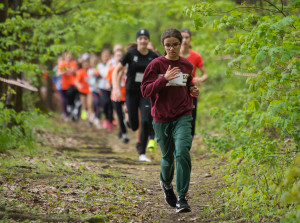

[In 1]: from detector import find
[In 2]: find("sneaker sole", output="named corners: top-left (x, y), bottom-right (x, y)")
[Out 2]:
top-left (160, 181), bottom-right (176, 208)
top-left (139, 159), bottom-right (151, 162)
top-left (176, 207), bottom-right (191, 213)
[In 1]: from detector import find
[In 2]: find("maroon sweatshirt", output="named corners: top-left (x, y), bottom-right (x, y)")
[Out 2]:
top-left (141, 56), bottom-right (194, 123)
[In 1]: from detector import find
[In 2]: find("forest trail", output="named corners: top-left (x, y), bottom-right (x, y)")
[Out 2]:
top-left (0, 117), bottom-right (226, 223)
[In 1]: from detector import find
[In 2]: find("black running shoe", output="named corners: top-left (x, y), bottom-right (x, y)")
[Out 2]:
top-left (122, 137), bottom-right (129, 144)
top-left (160, 181), bottom-right (177, 208)
top-left (176, 196), bottom-right (191, 213)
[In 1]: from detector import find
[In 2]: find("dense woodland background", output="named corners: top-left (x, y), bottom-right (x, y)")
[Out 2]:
top-left (0, 0), bottom-right (299, 222)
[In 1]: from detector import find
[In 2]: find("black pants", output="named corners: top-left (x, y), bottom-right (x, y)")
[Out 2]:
top-left (101, 89), bottom-right (113, 122)
top-left (191, 97), bottom-right (198, 138)
top-left (126, 89), bottom-right (154, 155)
top-left (62, 85), bottom-right (78, 116)
top-left (92, 91), bottom-right (102, 119)
top-left (58, 90), bottom-right (67, 115)
top-left (112, 101), bottom-right (126, 134)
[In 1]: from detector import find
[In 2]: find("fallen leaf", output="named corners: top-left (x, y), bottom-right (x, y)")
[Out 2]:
top-left (204, 173), bottom-right (212, 178)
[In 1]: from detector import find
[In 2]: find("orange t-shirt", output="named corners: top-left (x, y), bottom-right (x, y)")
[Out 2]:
top-left (58, 60), bottom-right (77, 90)
top-left (106, 66), bottom-right (126, 101)
top-left (75, 68), bottom-right (91, 94)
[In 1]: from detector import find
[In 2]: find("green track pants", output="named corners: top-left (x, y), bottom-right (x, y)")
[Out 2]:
top-left (153, 115), bottom-right (192, 196)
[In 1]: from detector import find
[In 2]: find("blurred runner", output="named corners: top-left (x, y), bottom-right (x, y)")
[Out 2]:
top-left (112, 29), bottom-right (158, 162)
top-left (107, 49), bottom-right (129, 143)
top-left (97, 48), bottom-right (114, 132)
top-left (87, 53), bottom-right (102, 129)
top-left (75, 59), bottom-right (92, 122)
top-left (57, 52), bottom-right (79, 122)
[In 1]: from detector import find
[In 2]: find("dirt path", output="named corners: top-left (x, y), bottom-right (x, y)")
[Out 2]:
top-left (62, 120), bottom-right (225, 222)
top-left (0, 118), bottom-right (225, 222)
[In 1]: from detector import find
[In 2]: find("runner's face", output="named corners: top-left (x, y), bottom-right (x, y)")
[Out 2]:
top-left (101, 50), bottom-right (111, 63)
top-left (113, 44), bottom-right (123, 53)
top-left (66, 53), bottom-right (72, 62)
top-left (164, 37), bottom-right (181, 60)
top-left (137, 35), bottom-right (149, 49)
top-left (114, 51), bottom-right (123, 63)
top-left (181, 32), bottom-right (191, 48)
top-left (82, 61), bottom-right (89, 70)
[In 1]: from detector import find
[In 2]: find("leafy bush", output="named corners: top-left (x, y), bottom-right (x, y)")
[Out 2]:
top-left (0, 102), bottom-right (49, 153)
top-left (188, 0), bottom-right (299, 221)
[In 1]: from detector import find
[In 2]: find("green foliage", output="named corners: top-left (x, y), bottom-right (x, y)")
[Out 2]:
top-left (187, 0), bottom-right (300, 221)
top-left (0, 102), bottom-right (49, 153)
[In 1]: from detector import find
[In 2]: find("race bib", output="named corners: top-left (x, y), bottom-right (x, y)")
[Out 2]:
top-left (135, 72), bottom-right (144, 82)
top-left (166, 72), bottom-right (189, 86)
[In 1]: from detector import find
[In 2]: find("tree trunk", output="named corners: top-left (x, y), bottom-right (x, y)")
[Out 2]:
top-left (0, 0), bottom-right (8, 103)
top-left (14, 78), bottom-right (23, 112)
top-left (45, 60), bottom-right (54, 111)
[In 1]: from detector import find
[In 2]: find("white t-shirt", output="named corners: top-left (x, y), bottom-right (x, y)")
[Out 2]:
top-left (97, 63), bottom-right (109, 90)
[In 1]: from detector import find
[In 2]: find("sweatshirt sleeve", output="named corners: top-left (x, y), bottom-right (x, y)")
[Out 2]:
top-left (186, 65), bottom-right (195, 94)
top-left (141, 61), bottom-right (168, 98)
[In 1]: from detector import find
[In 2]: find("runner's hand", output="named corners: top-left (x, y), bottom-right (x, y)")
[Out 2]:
top-left (111, 88), bottom-right (122, 102)
top-left (189, 86), bottom-right (199, 97)
top-left (164, 65), bottom-right (181, 81)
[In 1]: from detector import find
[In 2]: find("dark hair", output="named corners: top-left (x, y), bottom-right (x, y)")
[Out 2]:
top-left (126, 42), bottom-right (137, 51)
top-left (161, 28), bottom-right (182, 45)
top-left (180, 28), bottom-right (192, 37)
top-left (77, 59), bottom-right (89, 69)
top-left (101, 48), bottom-right (111, 54)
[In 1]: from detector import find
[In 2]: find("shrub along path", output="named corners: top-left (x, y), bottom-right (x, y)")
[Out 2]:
top-left (0, 117), bottom-right (227, 222)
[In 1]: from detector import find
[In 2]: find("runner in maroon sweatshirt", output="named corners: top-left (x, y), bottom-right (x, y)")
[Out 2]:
top-left (141, 28), bottom-right (199, 213)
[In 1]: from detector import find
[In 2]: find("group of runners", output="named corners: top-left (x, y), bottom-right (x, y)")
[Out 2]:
top-left (52, 28), bottom-right (208, 213)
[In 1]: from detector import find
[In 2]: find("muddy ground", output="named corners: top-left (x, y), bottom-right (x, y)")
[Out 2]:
top-left (0, 117), bottom-right (227, 223)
